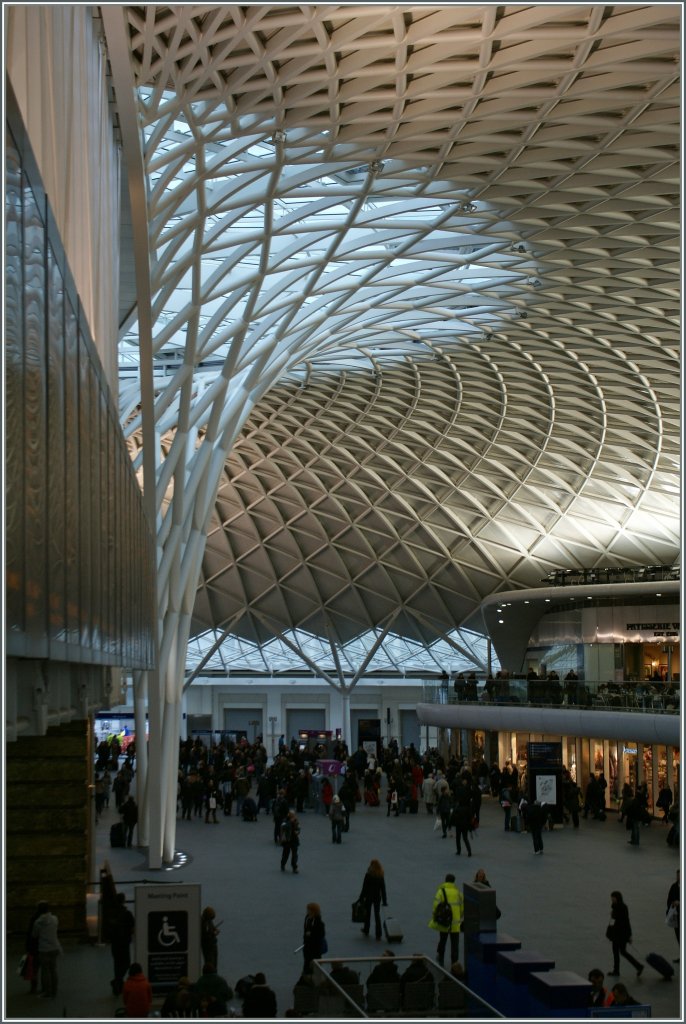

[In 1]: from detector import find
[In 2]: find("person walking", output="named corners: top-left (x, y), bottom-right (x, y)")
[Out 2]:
top-left (280, 809), bottom-right (301, 873)
top-left (527, 800), bottom-right (548, 854)
top-left (667, 868), bottom-right (680, 962)
top-left (109, 892), bottom-right (135, 995)
top-left (302, 903), bottom-right (326, 972)
top-left (606, 891), bottom-right (643, 978)
top-left (200, 905), bottom-right (220, 967)
top-left (31, 901), bottom-right (63, 999)
top-left (330, 795), bottom-right (345, 844)
top-left (358, 859), bottom-right (388, 940)
top-left (437, 787), bottom-right (452, 838)
top-left (272, 788), bottom-right (290, 844)
top-left (428, 873), bottom-right (464, 967)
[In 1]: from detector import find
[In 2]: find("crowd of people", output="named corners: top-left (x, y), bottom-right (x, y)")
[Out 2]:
top-left (19, 730), bottom-right (678, 1016)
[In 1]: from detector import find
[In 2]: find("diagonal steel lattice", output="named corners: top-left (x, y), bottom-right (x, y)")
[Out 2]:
top-left (116, 5), bottom-right (680, 677)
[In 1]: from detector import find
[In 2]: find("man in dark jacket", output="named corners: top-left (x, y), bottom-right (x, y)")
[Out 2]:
top-left (242, 972), bottom-right (277, 1017)
top-left (121, 796), bottom-right (138, 847)
top-left (527, 800), bottom-right (548, 854)
top-left (109, 893), bottom-right (135, 995)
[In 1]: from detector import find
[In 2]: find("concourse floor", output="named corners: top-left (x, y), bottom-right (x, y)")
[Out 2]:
top-left (4, 790), bottom-right (681, 1021)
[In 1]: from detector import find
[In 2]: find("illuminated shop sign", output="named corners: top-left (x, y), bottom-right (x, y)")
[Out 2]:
top-left (626, 622), bottom-right (679, 630)
top-left (623, 746), bottom-right (638, 755)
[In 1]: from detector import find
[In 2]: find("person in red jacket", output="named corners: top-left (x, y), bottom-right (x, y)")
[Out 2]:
top-left (122, 962), bottom-right (152, 1018)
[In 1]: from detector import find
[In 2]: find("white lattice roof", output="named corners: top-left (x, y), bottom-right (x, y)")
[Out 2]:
top-left (114, 5), bottom-right (680, 671)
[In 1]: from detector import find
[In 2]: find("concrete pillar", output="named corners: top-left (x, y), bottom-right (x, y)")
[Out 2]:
top-left (650, 745), bottom-right (659, 813)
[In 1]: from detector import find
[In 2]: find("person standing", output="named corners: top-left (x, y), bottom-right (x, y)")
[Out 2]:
top-left (121, 795), bottom-right (138, 848)
top-left (24, 904), bottom-right (42, 994)
top-left (667, 868), bottom-right (680, 962)
top-left (499, 784), bottom-right (513, 831)
top-left (625, 789), bottom-right (646, 846)
top-left (330, 795), bottom-right (345, 844)
top-left (451, 780), bottom-right (473, 856)
top-left (123, 962), bottom-right (152, 1017)
top-left (359, 859), bottom-right (388, 940)
top-left (31, 901), bottom-right (63, 999)
top-left (606, 891), bottom-right (643, 977)
top-left (194, 962), bottom-right (234, 1015)
top-left (109, 892), bottom-right (135, 995)
top-left (587, 969), bottom-right (612, 1008)
top-left (200, 905), bottom-right (220, 967)
top-left (302, 903), bottom-right (326, 972)
top-left (422, 774), bottom-right (436, 814)
top-left (242, 971), bottom-right (278, 1017)
top-left (428, 873), bottom-right (464, 967)
top-left (280, 809), bottom-right (301, 873)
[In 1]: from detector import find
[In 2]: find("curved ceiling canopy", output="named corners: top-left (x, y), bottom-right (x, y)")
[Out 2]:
top-left (115, 5), bottom-right (680, 673)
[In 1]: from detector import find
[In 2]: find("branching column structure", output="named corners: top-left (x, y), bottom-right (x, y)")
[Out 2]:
top-left (103, 6), bottom-right (680, 866)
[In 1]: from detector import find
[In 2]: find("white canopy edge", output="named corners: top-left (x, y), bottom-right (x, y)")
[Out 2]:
top-left (416, 703), bottom-right (681, 748)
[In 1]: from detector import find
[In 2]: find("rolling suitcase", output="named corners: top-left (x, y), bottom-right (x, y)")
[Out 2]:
top-left (646, 952), bottom-right (674, 979)
top-left (383, 915), bottom-right (403, 943)
top-left (110, 822), bottom-right (125, 848)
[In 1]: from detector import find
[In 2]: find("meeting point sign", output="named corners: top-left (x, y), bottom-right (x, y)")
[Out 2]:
top-left (135, 884), bottom-right (201, 990)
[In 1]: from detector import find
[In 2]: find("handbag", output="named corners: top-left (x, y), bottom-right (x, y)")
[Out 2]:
top-left (605, 923), bottom-right (615, 940)
top-left (352, 898), bottom-right (367, 924)
top-left (666, 904), bottom-right (679, 928)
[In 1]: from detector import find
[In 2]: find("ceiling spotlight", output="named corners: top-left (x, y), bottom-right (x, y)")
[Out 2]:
top-left (370, 160), bottom-right (385, 174)
top-left (512, 243), bottom-right (526, 253)
top-left (516, 310), bottom-right (528, 319)
top-left (531, 278), bottom-right (542, 288)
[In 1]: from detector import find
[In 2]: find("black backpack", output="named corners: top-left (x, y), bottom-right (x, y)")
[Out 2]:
top-left (433, 887), bottom-right (453, 927)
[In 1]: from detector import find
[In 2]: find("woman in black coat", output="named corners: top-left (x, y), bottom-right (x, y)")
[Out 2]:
top-left (302, 903), bottom-right (326, 972)
top-left (359, 859), bottom-right (388, 939)
top-left (607, 891), bottom-right (643, 977)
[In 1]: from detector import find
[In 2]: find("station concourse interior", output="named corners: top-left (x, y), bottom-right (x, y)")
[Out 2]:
top-left (3, 4), bottom-right (682, 1021)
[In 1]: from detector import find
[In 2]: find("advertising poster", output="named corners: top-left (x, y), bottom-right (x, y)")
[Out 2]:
top-left (535, 774), bottom-right (557, 804)
top-left (135, 884), bottom-right (201, 991)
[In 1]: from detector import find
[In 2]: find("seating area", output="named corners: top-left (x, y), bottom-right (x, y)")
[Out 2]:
top-left (301, 956), bottom-right (499, 1018)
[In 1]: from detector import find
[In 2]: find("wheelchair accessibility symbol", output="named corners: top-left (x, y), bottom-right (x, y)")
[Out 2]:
top-left (158, 916), bottom-right (181, 946)
top-left (148, 910), bottom-right (188, 953)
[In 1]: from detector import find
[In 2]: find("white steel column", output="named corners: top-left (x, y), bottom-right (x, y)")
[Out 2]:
top-left (133, 670), bottom-right (149, 846)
